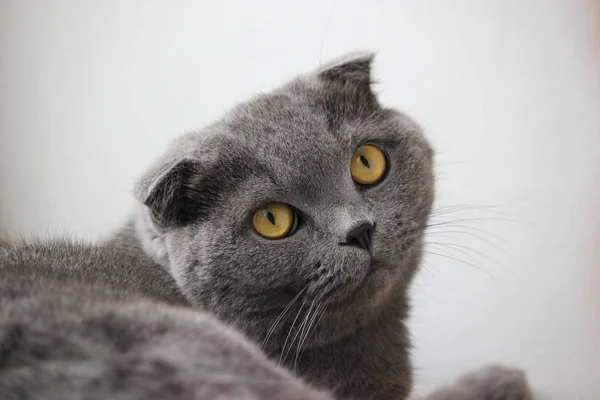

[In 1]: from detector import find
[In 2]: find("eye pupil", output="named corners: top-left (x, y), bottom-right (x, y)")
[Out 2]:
top-left (266, 211), bottom-right (276, 225)
top-left (360, 155), bottom-right (370, 168)
top-left (253, 203), bottom-right (295, 239)
top-left (350, 144), bottom-right (387, 185)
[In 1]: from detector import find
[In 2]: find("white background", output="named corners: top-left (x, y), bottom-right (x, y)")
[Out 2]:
top-left (1, 1), bottom-right (599, 398)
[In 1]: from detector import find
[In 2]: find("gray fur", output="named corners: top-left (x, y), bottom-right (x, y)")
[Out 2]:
top-left (424, 365), bottom-right (533, 400)
top-left (0, 237), bottom-right (332, 400)
top-left (0, 52), bottom-right (531, 400)
top-left (128, 51), bottom-right (432, 399)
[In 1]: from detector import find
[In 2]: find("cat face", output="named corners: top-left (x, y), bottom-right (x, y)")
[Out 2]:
top-left (135, 52), bottom-right (434, 349)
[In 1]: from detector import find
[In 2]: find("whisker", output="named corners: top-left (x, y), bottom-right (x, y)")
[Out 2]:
top-left (318, 4), bottom-right (337, 68)
top-left (424, 229), bottom-right (510, 255)
top-left (426, 216), bottom-right (526, 228)
top-left (425, 223), bottom-right (510, 247)
top-left (410, 221), bottom-right (510, 245)
top-left (294, 302), bottom-right (325, 370)
top-left (419, 259), bottom-right (440, 276)
top-left (426, 243), bottom-right (488, 273)
top-left (429, 205), bottom-right (518, 220)
top-left (282, 295), bottom-right (319, 364)
top-left (261, 286), bottom-right (307, 351)
top-left (424, 249), bottom-right (493, 278)
top-left (278, 298), bottom-right (307, 365)
top-left (425, 241), bottom-right (498, 265)
top-left (424, 242), bottom-right (489, 273)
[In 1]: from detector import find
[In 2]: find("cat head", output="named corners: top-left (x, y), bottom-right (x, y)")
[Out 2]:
top-left (134, 52), bottom-right (435, 349)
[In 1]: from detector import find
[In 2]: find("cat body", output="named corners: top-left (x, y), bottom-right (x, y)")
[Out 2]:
top-left (0, 235), bottom-right (333, 400)
top-left (0, 53), bottom-right (531, 400)
top-left (128, 52), bottom-right (430, 399)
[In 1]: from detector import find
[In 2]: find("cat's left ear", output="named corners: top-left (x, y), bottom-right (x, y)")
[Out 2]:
top-left (316, 51), bottom-right (378, 113)
top-left (318, 51), bottom-right (375, 87)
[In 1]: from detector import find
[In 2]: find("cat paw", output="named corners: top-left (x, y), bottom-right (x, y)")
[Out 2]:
top-left (456, 364), bottom-right (534, 400)
top-left (424, 364), bottom-right (533, 400)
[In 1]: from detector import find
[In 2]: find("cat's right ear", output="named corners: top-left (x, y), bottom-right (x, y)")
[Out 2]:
top-left (134, 155), bottom-right (203, 227)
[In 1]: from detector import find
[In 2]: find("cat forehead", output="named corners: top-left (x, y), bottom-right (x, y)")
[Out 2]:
top-left (170, 72), bottom-right (409, 180)
top-left (206, 51), bottom-right (383, 162)
top-left (136, 52), bottom-right (433, 226)
top-left (224, 80), bottom-right (384, 153)
top-left (228, 82), bottom-right (334, 140)
top-left (191, 80), bottom-right (402, 184)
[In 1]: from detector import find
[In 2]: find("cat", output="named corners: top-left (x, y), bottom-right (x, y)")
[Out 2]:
top-left (0, 52), bottom-right (532, 400)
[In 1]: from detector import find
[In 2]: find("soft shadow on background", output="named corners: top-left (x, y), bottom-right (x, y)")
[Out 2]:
top-left (1, 1), bottom-right (599, 399)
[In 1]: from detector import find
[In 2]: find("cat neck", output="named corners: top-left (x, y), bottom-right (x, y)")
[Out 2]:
top-left (106, 216), bottom-right (155, 264)
top-left (104, 210), bottom-right (188, 305)
top-left (119, 205), bottom-right (172, 270)
top-left (292, 290), bottom-right (412, 400)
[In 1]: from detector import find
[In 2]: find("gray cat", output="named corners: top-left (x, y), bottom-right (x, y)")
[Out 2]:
top-left (0, 52), bottom-right (532, 400)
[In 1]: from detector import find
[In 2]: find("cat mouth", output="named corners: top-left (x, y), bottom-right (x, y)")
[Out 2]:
top-left (320, 260), bottom-right (390, 309)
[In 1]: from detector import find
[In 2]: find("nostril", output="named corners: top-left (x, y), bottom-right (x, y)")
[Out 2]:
top-left (349, 236), bottom-right (363, 249)
top-left (344, 222), bottom-right (373, 251)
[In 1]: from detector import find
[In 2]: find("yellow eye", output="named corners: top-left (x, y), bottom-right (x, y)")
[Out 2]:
top-left (252, 202), bottom-right (296, 239)
top-left (350, 144), bottom-right (387, 185)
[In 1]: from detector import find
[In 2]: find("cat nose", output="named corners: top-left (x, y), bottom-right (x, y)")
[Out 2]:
top-left (343, 221), bottom-right (373, 252)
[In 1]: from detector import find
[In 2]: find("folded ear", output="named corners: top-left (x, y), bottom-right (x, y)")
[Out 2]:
top-left (317, 51), bottom-right (378, 117)
top-left (134, 154), bottom-right (204, 227)
top-left (318, 51), bottom-right (375, 86)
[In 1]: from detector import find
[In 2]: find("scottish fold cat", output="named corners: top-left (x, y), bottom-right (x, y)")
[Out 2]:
top-left (0, 52), bottom-right (531, 400)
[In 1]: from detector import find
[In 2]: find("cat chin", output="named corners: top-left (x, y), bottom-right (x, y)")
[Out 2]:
top-left (292, 271), bottom-right (401, 349)
top-left (327, 266), bottom-right (395, 312)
